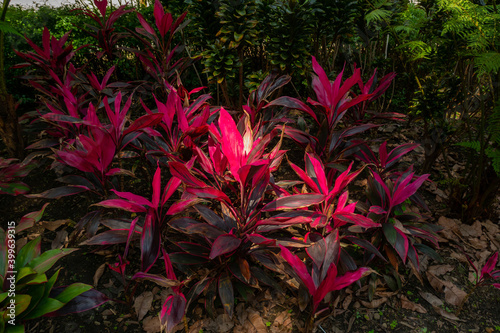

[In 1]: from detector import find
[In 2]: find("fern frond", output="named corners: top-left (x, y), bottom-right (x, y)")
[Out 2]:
top-left (489, 102), bottom-right (500, 143)
top-left (474, 52), bottom-right (500, 75)
top-left (0, 21), bottom-right (22, 37)
top-left (365, 8), bottom-right (392, 25)
top-left (485, 147), bottom-right (500, 175)
top-left (397, 41), bottom-right (432, 61)
top-left (456, 141), bottom-right (481, 152)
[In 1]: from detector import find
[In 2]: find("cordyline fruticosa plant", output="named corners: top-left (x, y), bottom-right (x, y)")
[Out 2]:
top-left (456, 251), bottom-right (500, 315)
top-left (267, 56), bottom-right (396, 164)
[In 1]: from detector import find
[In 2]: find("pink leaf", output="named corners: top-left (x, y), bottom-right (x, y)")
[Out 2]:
top-left (111, 189), bottom-right (152, 207)
top-left (279, 245), bottom-right (316, 295)
top-left (218, 108), bottom-right (243, 179)
top-left (262, 194), bottom-right (325, 211)
top-left (136, 12), bottom-right (156, 36)
top-left (94, 0), bottom-right (107, 17)
top-left (305, 153), bottom-right (328, 195)
top-left (160, 293), bottom-right (186, 333)
top-left (481, 252), bottom-right (499, 279)
top-left (95, 199), bottom-right (148, 213)
top-left (152, 165), bottom-right (161, 208)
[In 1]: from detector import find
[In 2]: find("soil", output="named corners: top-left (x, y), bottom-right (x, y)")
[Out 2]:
top-left (4, 123), bottom-right (500, 333)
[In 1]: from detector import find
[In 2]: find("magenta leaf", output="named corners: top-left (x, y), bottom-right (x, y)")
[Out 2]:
top-left (160, 293), bottom-right (186, 333)
top-left (123, 113), bottom-right (163, 136)
top-left (94, 199), bottom-right (148, 213)
top-left (279, 245), bottom-right (316, 295)
top-left (111, 189), bottom-right (152, 207)
top-left (481, 252), bottom-right (499, 280)
top-left (141, 214), bottom-right (161, 272)
top-left (81, 230), bottom-right (138, 245)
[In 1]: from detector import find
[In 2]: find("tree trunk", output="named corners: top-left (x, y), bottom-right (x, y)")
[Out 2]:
top-left (0, 93), bottom-right (24, 158)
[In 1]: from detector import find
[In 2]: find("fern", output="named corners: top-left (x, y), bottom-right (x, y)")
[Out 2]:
top-left (365, 0), bottom-right (393, 25)
top-left (365, 8), bottom-right (392, 25)
top-left (490, 102), bottom-right (500, 143)
top-left (486, 148), bottom-right (500, 175)
top-left (475, 52), bottom-right (500, 75)
top-left (456, 141), bottom-right (481, 152)
top-left (397, 41), bottom-right (432, 61)
top-left (0, 21), bottom-right (21, 37)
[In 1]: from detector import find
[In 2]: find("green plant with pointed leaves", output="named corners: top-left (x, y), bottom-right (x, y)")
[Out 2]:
top-left (215, 0), bottom-right (259, 108)
top-left (0, 228), bottom-right (108, 332)
top-left (266, 0), bottom-right (316, 88)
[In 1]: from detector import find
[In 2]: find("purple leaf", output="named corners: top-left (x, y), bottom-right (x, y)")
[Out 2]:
top-left (45, 288), bottom-right (108, 317)
top-left (26, 186), bottom-right (89, 199)
top-left (111, 189), bottom-right (152, 207)
top-left (262, 194), bottom-right (325, 211)
top-left (94, 198), bottom-right (148, 213)
top-left (218, 273), bottom-right (234, 318)
top-left (209, 234), bottom-right (242, 259)
top-left (81, 230), bottom-right (138, 245)
top-left (132, 272), bottom-right (180, 288)
top-left (124, 113), bottom-right (163, 136)
top-left (160, 293), bottom-right (186, 333)
top-left (141, 214), bottom-right (160, 272)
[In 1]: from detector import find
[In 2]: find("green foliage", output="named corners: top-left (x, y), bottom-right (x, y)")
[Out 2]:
top-left (266, 0), bottom-right (315, 77)
top-left (365, 0), bottom-right (393, 25)
top-left (437, 0), bottom-right (500, 74)
top-left (0, 230), bottom-right (102, 332)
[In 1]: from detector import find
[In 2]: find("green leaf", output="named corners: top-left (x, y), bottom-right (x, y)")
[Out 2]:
top-left (15, 237), bottom-right (41, 271)
top-left (14, 294), bottom-right (32, 317)
top-left (16, 267), bottom-right (37, 283)
top-left (22, 298), bottom-right (64, 319)
top-left (234, 32), bottom-right (244, 42)
top-left (365, 8), bottom-right (392, 25)
top-left (52, 283), bottom-right (92, 304)
top-left (44, 269), bottom-right (61, 299)
top-left (383, 223), bottom-right (397, 246)
top-left (25, 273), bottom-right (47, 285)
top-left (28, 248), bottom-right (77, 274)
top-left (5, 324), bottom-right (25, 333)
top-left (0, 21), bottom-right (22, 37)
top-left (0, 292), bottom-right (8, 303)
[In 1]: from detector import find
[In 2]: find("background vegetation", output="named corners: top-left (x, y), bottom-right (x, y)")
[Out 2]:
top-left (0, 0), bottom-right (499, 331)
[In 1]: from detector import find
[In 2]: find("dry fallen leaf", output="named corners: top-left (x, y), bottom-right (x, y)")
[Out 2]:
top-left (419, 291), bottom-right (444, 307)
top-left (216, 314), bottom-right (234, 333)
top-left (134, 291), bottom-right (154, 321)
top-left (428, 264), bottom-right (454, 276)
top-left (247, 309), bottom-right (267, 332)
top-left (343, 293), bottom-right (353, 310)
top-left (142, 316), bottom-right (161, 333)
top-left (426, 271), bottom-right (445, 293)
top-left (93, 263), bottom-right (106, 287)
top-left (400, 295), bottom-right (427, 313)
top-left (432, 306), bottom-right (464, 322)
top-left (40, 219), bottom-right (71, 231)
top-left (271, 310), bottom-right (292, 333)
top-left (443, 282), bottom-right (467, 307)
top-left (458, 221), bottom-right (482, 238)
top-left (51, 229), bottom-right (68, 249)
top-left (437, 216), bottom-right (460, 240)
top-left (360, 297), bottom-right (387, 309)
